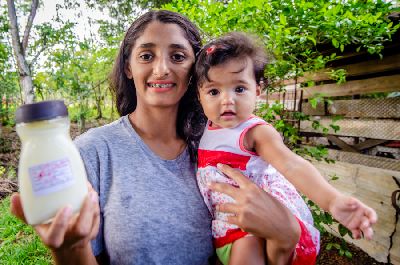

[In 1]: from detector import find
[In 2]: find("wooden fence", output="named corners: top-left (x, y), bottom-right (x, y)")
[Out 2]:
top-left (262, 33), bottom-right (400, 263)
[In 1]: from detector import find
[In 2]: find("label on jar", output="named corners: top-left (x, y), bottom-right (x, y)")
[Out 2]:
top-left (28, 158), bottom-right (75, 196)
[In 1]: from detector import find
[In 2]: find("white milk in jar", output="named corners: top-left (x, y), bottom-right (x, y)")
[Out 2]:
top-left (16, 100), bottom-right (88, 225)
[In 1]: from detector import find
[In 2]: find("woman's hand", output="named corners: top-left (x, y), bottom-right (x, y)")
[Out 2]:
top-left (10, 183), bottom-right (100, 264)
top-left (209, 163), bottom-right (300, 250)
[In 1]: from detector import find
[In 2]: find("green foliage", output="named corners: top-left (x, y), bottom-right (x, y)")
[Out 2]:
top-left (164, 0), bottom-right (399, 85)
top-left (326, 236), bottom-right (353, 258)
top-left (0, 197), bottom-right (51, 265)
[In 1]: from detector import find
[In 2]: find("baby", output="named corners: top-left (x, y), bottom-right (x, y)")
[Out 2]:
top-left (194, 32), bottom-right (377, 265)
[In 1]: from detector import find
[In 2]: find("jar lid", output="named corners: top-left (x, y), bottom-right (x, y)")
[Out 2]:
top-left (15, 100), bottom-right (68, 124)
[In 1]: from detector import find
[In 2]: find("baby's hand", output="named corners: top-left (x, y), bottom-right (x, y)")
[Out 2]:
top-left (329, 195), bottom-right (377, 240)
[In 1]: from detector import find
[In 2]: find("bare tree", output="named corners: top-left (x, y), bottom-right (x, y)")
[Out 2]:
top-left (7, 0), bottom-right (39, 104)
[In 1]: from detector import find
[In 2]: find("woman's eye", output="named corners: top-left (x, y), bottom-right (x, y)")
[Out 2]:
top-left (139, 53), bottom-right (153, 61)
top-left (235, 86), bottom-right (246, 93)
top-left (208, 89), bottom-right (219, 96)
top-left (171, 53), bottom-right (186, 62)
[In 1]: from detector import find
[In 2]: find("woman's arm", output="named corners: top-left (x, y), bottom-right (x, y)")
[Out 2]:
top-left (10, 185), bottom-right (101, 265)
top-left (209, 163), bottom-right (301, 265)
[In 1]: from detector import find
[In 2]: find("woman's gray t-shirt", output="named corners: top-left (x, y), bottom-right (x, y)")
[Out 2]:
top-left (74, 115), bottom-right (213, 265)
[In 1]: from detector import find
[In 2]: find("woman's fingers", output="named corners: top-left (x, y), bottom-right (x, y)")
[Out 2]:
top-left (37, 206), bottom-right (73, 248)
top-left (10, 193), bottom-right (27, 223)
top-left (217, 163), bottom-right (250, 187)
top-left (217, 202), bottom-right (238, 215)
top-left (74, 192), bottom-right (98, 238)
top-left (89, 206), bottom-right (100, 240)
top-left (209, 182), bottom-right (239, 199)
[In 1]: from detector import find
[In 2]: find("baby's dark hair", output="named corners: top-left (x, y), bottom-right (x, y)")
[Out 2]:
top-left (194, 32), bottom-right (268, 88)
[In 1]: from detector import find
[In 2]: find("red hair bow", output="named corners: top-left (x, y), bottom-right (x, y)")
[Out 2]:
top-left (206, 45), bottom-right (216, 55)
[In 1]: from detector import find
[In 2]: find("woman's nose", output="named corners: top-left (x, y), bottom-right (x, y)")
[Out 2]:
top-left (153, 56), bottom-right (170, 78)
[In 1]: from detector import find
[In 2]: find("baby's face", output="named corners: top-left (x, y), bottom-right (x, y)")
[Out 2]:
top-left (198, 57), bottom-right (260, 129)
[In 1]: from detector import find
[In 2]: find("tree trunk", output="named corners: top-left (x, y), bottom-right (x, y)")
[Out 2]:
top-left (0, 96), bottom-right (3, 125)
top-left (7, 0), bottom-right (38, 104)
top-left (5, 96), bottom-right (9, 123)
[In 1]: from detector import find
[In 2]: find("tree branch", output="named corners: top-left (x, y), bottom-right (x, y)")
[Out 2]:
top-left (22, 0), bottom-right (39, 52)
top-left (30, 45), bottom-right (48, 67)
top-left (7, 0), bottom-right (25, 73)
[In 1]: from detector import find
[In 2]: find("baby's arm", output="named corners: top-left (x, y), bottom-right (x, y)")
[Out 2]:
top-left (245, 124), bottom-right (377, 239)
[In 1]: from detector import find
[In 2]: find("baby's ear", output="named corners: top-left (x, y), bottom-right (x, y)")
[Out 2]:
top-left (256, 84), bottom-right (261, 96)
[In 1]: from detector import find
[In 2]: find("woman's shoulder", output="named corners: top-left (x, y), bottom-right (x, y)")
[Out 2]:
top-left (74, 116), bottom-right (127, 151)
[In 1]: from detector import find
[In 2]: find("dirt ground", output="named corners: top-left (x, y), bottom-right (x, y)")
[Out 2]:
top-left (0, 122), bottom-right (386, 264)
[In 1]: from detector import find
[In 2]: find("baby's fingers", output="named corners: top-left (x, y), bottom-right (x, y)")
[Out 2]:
top-left (360, 218), bottom-right (374, 240)
top-left (365, 207), bottom-right (378, 224)
top-left (351, 229), bottom-right (361, 239)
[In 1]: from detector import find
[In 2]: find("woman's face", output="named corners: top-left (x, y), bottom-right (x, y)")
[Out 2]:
top-left (125, 21), bottom-right (195, 110)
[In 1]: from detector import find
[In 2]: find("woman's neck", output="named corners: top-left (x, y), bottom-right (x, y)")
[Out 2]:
top-left (129, 105), bottom-right (186, 160)
top-left (129, 106), bottom-right (178, 140)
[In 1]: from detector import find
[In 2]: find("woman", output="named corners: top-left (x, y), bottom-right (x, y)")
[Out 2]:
top-left (11, 10), bottom-right (303, 265)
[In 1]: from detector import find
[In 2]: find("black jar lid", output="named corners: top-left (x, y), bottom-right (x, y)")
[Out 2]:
top-left (15, 100), bottom-right (68, 124)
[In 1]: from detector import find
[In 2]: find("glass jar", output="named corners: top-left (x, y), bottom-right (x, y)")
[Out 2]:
top-left (16, 100), bottom-right (88, 225)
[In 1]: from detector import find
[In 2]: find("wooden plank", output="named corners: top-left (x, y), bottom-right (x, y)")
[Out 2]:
top-left (300, 147), bottom-right (400, 171)
top-left (300, 118), bottom-right (400, 140)
top-left (326, 135), bottom-right (358, 152)
top-left (302, 98), bottom-right (400, 118)
top-left (301, 75), bottom-right (400, 99)
top-left (327, 149), bottom-right (400, 172)
top-left (311, 160), bottom-right (400, 263)
top-left (265, 74), bottom-right (400, 100)
top-left (392, 219), bottom-right (400, 265)
top-left (354, 139), bottom-right (388, 151)
top-left (283, 53), bottom-right (400, 85)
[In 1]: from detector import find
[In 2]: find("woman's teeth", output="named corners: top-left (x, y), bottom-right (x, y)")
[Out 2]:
top-left (148, 83), bottom-right (173, 88)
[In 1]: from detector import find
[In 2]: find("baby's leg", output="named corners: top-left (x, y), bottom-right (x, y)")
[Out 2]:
top-left (229, 236), bottom-right (265, 265)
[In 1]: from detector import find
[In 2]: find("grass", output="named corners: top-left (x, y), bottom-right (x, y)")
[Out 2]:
top-left (0, 196), bottom-right (51, 265)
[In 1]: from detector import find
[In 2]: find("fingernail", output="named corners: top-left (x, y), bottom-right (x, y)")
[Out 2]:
top-left (217, 163), bottom-right (222, 169)
top-left (63, 205), bottom-right (72, 218)
top-left (90, 191), bottom-right (98, 203)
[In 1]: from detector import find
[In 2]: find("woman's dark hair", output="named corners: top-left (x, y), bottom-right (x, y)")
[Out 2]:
top-left (195, 32), bottom-right (268, 88)
top-left (110, 10), bottom-right (206, 162)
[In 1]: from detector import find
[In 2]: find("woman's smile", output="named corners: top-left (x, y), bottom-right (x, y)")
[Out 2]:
top-left (147, 80), bottom-right (175, 92)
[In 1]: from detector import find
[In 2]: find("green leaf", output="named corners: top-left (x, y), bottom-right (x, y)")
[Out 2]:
top-left (326, 243), bottom-right (333, 250)
top-left (309, 98), bottom-right (318, 108)
top-left (345, 250), bottom-right (353, 259)
top-left (332, 38), bottom-right (339, 48)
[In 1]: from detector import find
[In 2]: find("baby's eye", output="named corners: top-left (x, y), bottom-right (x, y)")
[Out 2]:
top-left (208, 89), bottom-right (219, 96)
top-left (139, 53), bottom-right (153, 61)
top-left (171, 53), bottom-right (186, 62)
top-left (235, 86), bottom-right (246, 93)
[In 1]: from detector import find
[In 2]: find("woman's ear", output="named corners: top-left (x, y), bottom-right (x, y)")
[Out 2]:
top-left (124, 62), bottom-right (133, 79)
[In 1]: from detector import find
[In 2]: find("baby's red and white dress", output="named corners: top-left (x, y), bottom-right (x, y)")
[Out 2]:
top-left (197, 116), bottom-right (320, 264)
